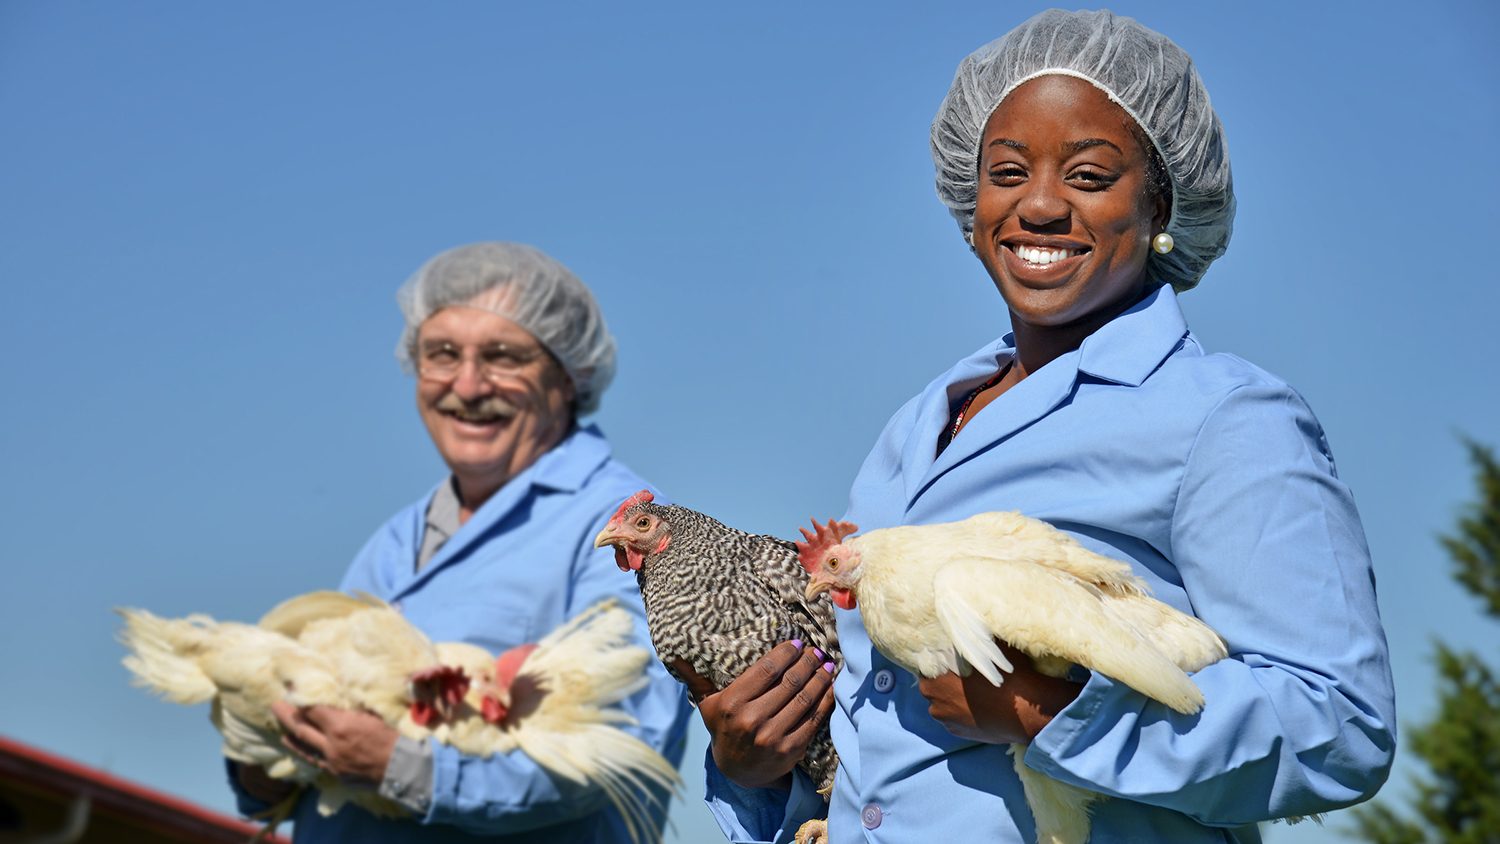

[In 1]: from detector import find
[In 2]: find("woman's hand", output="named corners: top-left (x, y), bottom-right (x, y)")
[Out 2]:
top-left (917, 639), bottom-right (1082, 745)
top-left (270, 701), bottom-right (398, 785)
top-left (673, 641), bottom-right (836, 790)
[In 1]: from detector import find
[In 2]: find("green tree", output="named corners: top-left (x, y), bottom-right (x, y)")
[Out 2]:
top-left (1348, 440), bottom-right (1500, 844)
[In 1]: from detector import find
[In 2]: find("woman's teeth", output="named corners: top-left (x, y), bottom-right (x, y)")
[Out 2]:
top-left (1013, 245), bottom-right (1084, 265)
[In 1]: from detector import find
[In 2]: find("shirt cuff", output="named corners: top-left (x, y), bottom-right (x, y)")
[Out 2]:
top-left (379, 735), bottom-right (434, 814)
top-left (703, 752), bottom-right (825, 844)
top-left (224, 759), bottom-right (272, 817)
top-left (1023, 672), bottom-right (1116, 785)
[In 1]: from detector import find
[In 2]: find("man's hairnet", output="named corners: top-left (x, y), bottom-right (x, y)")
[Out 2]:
top-left (931, 9), bottom-right (1234, 292)
top-left (396, 242), bottom-right (617, 415)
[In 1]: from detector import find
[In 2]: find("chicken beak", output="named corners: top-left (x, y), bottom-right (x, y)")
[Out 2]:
top-left (595, 525), bottom-right (644, 571)
top-left (593, 526), bottom-right (621, 549)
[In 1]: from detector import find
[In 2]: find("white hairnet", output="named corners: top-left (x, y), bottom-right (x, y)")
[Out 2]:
top-left (931, 9), bottom-right (1234, 292)
top-left (396, 242), bottom-right (617, 415)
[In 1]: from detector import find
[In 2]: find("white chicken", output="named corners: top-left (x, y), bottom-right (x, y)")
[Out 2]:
top-left (798, 511), bottom-right (1228, 844)
top-left (119, 595), bottom-right (680, 842)
top-left (119, 596), bottom-right (398, 822)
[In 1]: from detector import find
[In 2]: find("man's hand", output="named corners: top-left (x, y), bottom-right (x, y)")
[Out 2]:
top-left (916, 640), bottom-right (1082, 745)
top-left (271, 701), bottom-right (399, 785)
top-left (673, 641), bottom-right (835, 790)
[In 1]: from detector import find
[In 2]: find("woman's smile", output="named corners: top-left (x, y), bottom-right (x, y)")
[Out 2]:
top-left (999, 238), bottom-right (1093, 287)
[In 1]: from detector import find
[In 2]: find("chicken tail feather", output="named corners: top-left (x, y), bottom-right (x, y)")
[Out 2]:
top-left (116, 608), bottom-right (218, 704)
top-left (523, 599), bottom-right (653, 709)
top-left (515, 723), bottom-right (679, 844)
top-left (1010, 744), bottom-right (1100, 844)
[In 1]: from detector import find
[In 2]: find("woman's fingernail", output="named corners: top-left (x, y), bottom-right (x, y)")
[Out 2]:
top-left (812, 647), bottom-right (827, 661)
top-left (790, 639), bottom-right (803, 650)
top-left (822, 661), bottom-right (836, 674)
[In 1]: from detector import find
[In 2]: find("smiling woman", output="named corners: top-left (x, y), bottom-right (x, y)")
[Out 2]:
top-left (695, 9), bottom-right (1395, 844)
top-left (953, 73), bottom-right (1178, 428)
top-left (972, 76), bottom-right (1167, 337)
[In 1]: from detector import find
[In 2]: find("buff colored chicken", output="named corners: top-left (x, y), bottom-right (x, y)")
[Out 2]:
top-left (119, 592), bottom-right (434, 823)
top-left (799, 511), bottom-right (1229, 844)
top-left (119, 595), bottom-right (679, 843)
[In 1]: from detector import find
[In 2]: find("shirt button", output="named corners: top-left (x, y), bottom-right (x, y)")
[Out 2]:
top-left (873, 669), bottom-right (895, 693)
top-left (861, 803), bottom-right (883, 829)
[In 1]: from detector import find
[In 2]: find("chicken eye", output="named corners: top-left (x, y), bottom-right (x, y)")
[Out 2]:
top-left (635, 516), bottom-right (651, 531)
top-left (827, 557), bottom-right (840, 571)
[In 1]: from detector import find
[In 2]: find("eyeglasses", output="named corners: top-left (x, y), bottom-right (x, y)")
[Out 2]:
top-left (416, 340), bottom-right (547, 384)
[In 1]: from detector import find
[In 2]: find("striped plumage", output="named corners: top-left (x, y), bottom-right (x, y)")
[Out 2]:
top-left (597, 491), bottom-right (841, 794)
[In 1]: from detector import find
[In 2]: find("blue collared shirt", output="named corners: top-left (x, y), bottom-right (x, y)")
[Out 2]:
top-left (704, 285), bottom-right (1395, 843)
top-left (236, 424), bottom-right (692, 843)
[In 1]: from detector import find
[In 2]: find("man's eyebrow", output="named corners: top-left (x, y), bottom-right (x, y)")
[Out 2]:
top-left (420, 337), bottom-right (536, 349)
top-left (481, 340), bottom-right (542, 352)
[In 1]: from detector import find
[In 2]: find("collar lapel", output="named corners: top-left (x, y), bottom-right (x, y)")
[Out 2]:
top-left (390, 425), bottom-right (612, 598)
top-left (903, 285), bottom-right (1185, 510)
top-left (899, 340), bottom-right (1018, 506)
top-left (1076, 285), bottom-right (1188, 386)
top-left (911, 345), bottom-right (1078, 508)
top-left (391, 472), bottom-right (534, 599)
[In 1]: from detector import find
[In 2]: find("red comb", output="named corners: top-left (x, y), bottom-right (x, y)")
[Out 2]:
top-left (411, 664), bottom-right (471, 697)
top-left (610, 489), bottom-right (655, 524)
top-left (494, 642), bottom-right (539, 692)
top-left (409, 665), bottom-right (471, 726)
top-left (795, 518), bottom-right (859, 574)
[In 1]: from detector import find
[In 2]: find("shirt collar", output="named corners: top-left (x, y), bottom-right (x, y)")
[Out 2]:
top-left (523, 422), bottom-right (613, 493)
top-left (425, 476), bottom-right (462, 538)
top-left (401, 423), bottom-right (612, 589)
top-left (1073, 284), bottom-right (1188, 387)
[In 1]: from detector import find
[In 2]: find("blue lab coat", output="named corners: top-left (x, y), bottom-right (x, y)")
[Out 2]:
top-left (242, 424), bottom-right (691, 843)
top-left (704, 285), bottom-right (1395, 843)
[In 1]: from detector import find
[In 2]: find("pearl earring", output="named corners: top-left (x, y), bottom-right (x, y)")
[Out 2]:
top-left (1152, 232), bottom-right (1174, 254)
top-left (965, 230), bottom-right (975, 247)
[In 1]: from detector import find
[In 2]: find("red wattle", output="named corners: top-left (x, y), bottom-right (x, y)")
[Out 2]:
top-left (481, 696), bottom-right (508, 724)
top-left (831, 588), bottom-right (856, 611)
top-left (410, 701), bottom-right (437, 727)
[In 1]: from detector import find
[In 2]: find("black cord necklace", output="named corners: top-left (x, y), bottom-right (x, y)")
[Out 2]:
top-left (936, 363), bottom-right (1011, 456)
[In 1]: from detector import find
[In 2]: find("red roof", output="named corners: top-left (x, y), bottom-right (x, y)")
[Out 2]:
top-left (0, 734), bottom-right (290, 843)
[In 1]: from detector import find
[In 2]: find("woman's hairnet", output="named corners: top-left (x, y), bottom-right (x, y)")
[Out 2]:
top-left (931, 9), bottom-right (1234, 292)
top-left (396, 242), bottom-right (617, 415)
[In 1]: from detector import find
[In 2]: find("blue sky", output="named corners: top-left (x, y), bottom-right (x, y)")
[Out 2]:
top-left (1, 3), bottom-right (1495, 842)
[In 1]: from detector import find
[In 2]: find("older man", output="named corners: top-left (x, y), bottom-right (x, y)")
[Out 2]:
top-left (231, 242), bottom-right (691, 843)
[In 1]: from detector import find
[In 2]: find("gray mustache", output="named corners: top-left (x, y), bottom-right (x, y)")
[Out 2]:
top-left (435, 393), bottom-right (518, 423)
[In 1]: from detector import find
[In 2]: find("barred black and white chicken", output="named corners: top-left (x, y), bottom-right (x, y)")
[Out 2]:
top-left (593, 490), bottom-right (841, 802)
